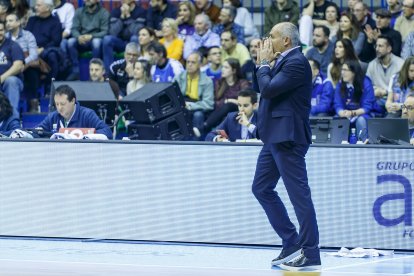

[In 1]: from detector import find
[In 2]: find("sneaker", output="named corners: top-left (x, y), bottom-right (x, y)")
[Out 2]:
top-left (193, 127), bottom-right (201, 138)
top-left (279, 253), bottom-right (321, 271)
top-left (271, 244), bottom-right (301, 266)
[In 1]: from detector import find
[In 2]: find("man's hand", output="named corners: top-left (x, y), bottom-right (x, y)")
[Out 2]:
top-left (125, 62), bottom-right (134, 77)
top-left (216, 135), bottom-right (228, 142)
top-left (410, 138), bottom-right (414, 145)
top-left (339, 110), bottom-right (352, 118)
top-left (236, 111), bottom-right (250, 126)
top-left (78, 34), bottom-right (92, 45)
top-left (374, 86), bottom-right (387, 98)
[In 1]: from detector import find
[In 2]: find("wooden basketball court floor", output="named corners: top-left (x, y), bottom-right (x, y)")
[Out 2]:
top-left (0, 237), bottom-right (413, 276)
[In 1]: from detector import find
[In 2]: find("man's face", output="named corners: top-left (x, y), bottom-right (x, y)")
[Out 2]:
top-left (186, 53), bottom-right (201, 75)
top-left (194, 0), bottom-right (208, 10)
top-left (207, 47), bottom-right (222, 65)
top-left (348, 0), bottom-right (358, 11)
top-left (89, 63), bottom-right (105, 82)
top-left (194, 16), bottom-right (207, 35)
top-left (220, 32), bottom-right (236, 51)
top-left (124, 49), bottom-right (139, 64)
top-left (312, 28), bottom-right (327, 48)
top-left (402, 0), bottom-right (414, 18)
top-left (54, 94), bottom-right (76, 120)
top-left (269, 25), bottom-right (284, 54)
top-left (375, 15), bottom-right (390, 29)
top-left (402, 97), bottom-right (414, 127)
top-left (148, 50), bottom-right (162, 65)
top-left (387, 0), bottom-right (398, 7)
top-left (6, 14), bottom-right (20, 32)
top-left (35, 0), bottom-right (50, 17)
top-left (353, 2), bottom-right (365, 21)
top-left (249, 39), bottom-right (261, 59)
top-left (218, 9), bottom-right (232, 25)
top-left (375, 38), bottom-right (391, 59)
top-left (237, 96), bottom-right (256, 118)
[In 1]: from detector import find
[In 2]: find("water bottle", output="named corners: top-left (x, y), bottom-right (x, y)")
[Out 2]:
top-left (349, 128), bottom-right (357, 144)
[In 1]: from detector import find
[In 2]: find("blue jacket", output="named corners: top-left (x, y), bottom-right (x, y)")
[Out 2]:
top-left (0, 113), bottom-right (20, 136)
top-left (255, 47), bottom-right (312, 144)
top-left (37, 102), bottom-right (113, 139)
top-left (205, 111), bottom-right (258, 142)
top-left (310, 73), bottom-right (334, 116)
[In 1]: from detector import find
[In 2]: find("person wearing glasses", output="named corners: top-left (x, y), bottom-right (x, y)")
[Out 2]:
top-left (401, 95), bottom-right (414, 145)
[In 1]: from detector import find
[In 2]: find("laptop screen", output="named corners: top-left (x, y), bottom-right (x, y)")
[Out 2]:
top-left (367, 118), bottom-right (410, 144)
top-left (310, 117), bottom-right (350, 144)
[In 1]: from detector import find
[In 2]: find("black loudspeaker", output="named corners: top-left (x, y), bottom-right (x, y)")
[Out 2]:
top-left (119, 82), bottom-right (185, 123)
top-left (51, 81), bottom-right (117, 125)
top-left (127, 110), bottom-right (193, 141)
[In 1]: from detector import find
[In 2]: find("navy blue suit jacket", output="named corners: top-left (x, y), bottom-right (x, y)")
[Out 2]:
top-left (205, 111), bottom-right (258, 142)
top-left (0, 113), bottom-right (20, 136)
top-left (256, 48), bottom-right (312, 144)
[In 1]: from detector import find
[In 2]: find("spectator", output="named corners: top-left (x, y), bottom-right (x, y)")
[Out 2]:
top-left (302, 0), bottom-right (339, 21)
top-left (202, 57), bottom-right (250, 133)
top-left (7, 0), bottom-right (32, 27)
top-left (52, 0), bottom-right (75, 59)
top-left (103, 0), bottom-right (146, 71)
top-left (108, 42), bottom-right (139, 98)
top-left (176, 1), bottom-right (195, 41)
top-left (0, 92), bottom-right (20, 136)
top-left (220, 30), bottom-right (250, 67)
top-left (146, 0), bottom-right (177, 34)
top-left (66, 0), bottom-right (110, 80)
top-left (0, 20), bottom-right (24, 114)
top-left (205, 89), bottom-right (258, 142)
top-left (386, 57), bottom-right (414, 117)
top-left (401, 95), bottom-right (414, 145)
top-left (183, 14), bottom-right (220, 60)
top-left (89, 58), bottom-right (105, 82)
top-left (308, 59), bottom-right (334, 116)
top-left (353, 2), bottom-right (376, 30)
top-left (0, 1), bottom-right (9, 22)
top-left (241, 38), bottom-right (260, 83)
top-left (126, 60), bottom-right (151, 95)
top-left (395, 0), bottom-right (414, 42)
top-left (203, 46), bottom-right (222, 83)
top-left (194, 0), bottom-right (220, 24)
top-left (305, 25), bottom-right (334, 76)
top-left (334, 60), bottom-right (375, 140)
top-left (401, 31), bottom-right (414, 59)
top-left (37, 84), bottom-right (113, 139)
top-left (264, 0), bottom-right (300, 36)
top-left (212, 6), bottom-right (244, 44)
top-left (159, 18), bottom-right (184, 61)
top-left (137, 27), bottom-right (156, 61)
top-left (387, 0), bottom-right (403, 28)
top-left (222, 0), bottom-right (259, 45)
top-left (148, 41), bottom-right (184, 83)
top-left (174, 51), bottom-right (214, 138)
top-left (366, 35), bottom-right (404, 116)
top-left (346, 0), bottom-right (361, 13)
top-left (332, 12), bottom-right (365, 56)
top-left (6, 12), bottom-right (39, 113)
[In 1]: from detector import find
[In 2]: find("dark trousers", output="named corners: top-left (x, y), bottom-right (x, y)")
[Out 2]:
top-left (252, 142), bottom-right (320, 260)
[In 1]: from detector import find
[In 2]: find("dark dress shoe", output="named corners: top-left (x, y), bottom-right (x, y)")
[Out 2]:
top-left (271, 244), bottom-right (301, 266)
top-left (279, 253), bottom-right (321, 271)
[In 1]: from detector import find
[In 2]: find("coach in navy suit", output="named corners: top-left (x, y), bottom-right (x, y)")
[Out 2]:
top-left (251, 22), bottom-right (321, 271)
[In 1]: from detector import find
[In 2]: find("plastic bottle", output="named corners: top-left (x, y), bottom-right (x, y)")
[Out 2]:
top-left (349, 128), bottom-right (357, 144)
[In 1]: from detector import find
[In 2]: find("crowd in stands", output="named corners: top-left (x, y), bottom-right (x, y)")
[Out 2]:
top-left (0, 0), bottom-right (413, 144)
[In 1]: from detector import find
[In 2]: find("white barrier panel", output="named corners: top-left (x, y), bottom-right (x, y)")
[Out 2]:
top-left (0, 141), bottom-right (413, 250)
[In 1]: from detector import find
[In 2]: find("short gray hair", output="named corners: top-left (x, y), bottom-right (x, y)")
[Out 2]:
top-left (195, 13), bottom-right (212, 29)
top-left (125, 42), bottom-right (139, 53)
top-left (277, 22), bottom-right (300, 47)
top-left (39, 0), bottom-right (54, 11)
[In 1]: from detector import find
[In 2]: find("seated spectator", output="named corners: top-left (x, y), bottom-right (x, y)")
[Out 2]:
top-left (126, 60), bottom-right (151, 95)
top-left (37, 84), bottom-right (112, 138)
top-left (194, 0), bottom-right (220, 24)
top-left (7, 0), bottom-right (32, 27)
top-left (241, 38), bottom-right (260, 83)
top-left (212, 6), bottom-right (244, 44)
top-left (108, 42), bottom-right (139, 98)
top-left (387, 0), bottom-right (403, 28)
top-left (386, 57), bottom-right (414, 117)
top-left (305, 25), bottom-right (334, 76)
top-left (103, 0), bottom-right (146, 71)
top-left (6, 12), bottom-right (39, 112)
top-left (146, 0), bottom-right (177, 34)
top-left (159, 18), bottom-right (184, 61)
top-left (308, 59), bottom-right (334, 116)
top-left (360, 8), bottom-right (402, 62)
top-left (202, 57), bottom-right (250, 133)
top-left (52, 0), bottom-right (75, 60)
top-left (332, 12), bottom-right (365, 56)
top-left (89, 58), bottom-right (105, 82)
top-left (264, 0), bottom-right (299, 36)
top-left (0, 93), bottom-right (20, 136)
top-left (176, 1), bottom-right (195, 41)
top-left (183, 14), bottom-right (220, 60)
top-left (148, 41), bottom-right (184, 82)
top-left (138, 27), bottom-right (156, 61)
top-left (394, 0), bottom-right (414, 43)
top-left (401, 95), bottom-right (414, 145)
top-left (174, 51), bottom-right (214, 138)
top-left (366, 35), bottom-right (404, 116)
top-left (401, 31), bottom-right (414, 59)
top-left (334, 60), bottom-right (375, 140)
top-left (0, 20), bottom-right (24, 114)
top-left (205, 89), bottom-right (258, 142)
top-left (327, 38), bottom-right (361, 86)
top-left (0, 1), bottom-right (9, 22)
top-left (220, 30), bottom-right (250, 67)
top-left (222, 0), bottom-right (259, 45)
top-left (345, 0), bottom-right (361, 13)
top-left (353, 2), bottom-right (376, 30)
top-left (66, 0), bottom-right (110, 80)
top-left (203, 46), bottom-right (222, 83)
